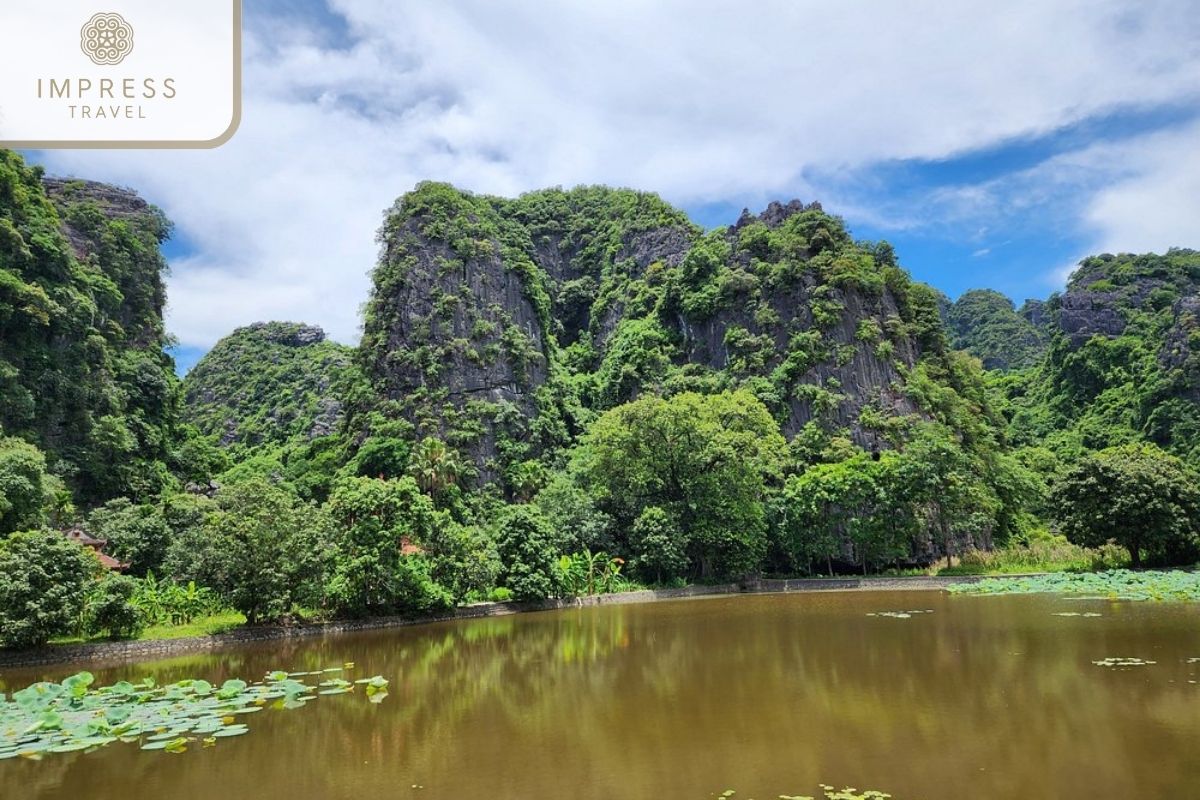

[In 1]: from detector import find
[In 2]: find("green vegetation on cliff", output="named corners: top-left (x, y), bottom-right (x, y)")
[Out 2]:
top-left (0, 152), bottom-right (193, 504)
top-left (3, 147), bottom-right (1200, 646)
top-left (347, 183), bottom-right (1033, 579)
top-left (947, 289), bottom-right (1047, 370)
top-left (182, 321), bottom-right (355, 455)
top-left (357, 184), bottom-right (1003, 491)
top-left (996, 249), bottom-right (1200, 463)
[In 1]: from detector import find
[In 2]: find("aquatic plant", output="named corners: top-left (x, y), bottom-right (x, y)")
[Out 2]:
top-left (716, 786), bottom-right (898, 800)
top-left (0, 667), bottom-right (388, 761)
top-left (945, 569), bottom-right (1200, 602)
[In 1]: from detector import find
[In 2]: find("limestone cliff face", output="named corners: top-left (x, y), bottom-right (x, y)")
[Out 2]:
top-left (0, 151), bottom-right (180, 503)
top-left (1010, 249), bottom-right (1200, 459)
top-left (1047, 251), bottom-right (1200, 359)
top-left (676, 203), bottom-right (921, 441)
top-left (43, 177), bottom-right (171, 350)
top-left (359, 183), bottom-right (964, 481)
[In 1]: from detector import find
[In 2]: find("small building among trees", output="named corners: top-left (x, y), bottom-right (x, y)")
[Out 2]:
top-left (63, 527), bottom-right (128, 571)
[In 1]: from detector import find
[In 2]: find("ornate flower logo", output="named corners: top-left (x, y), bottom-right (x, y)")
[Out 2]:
top-left (80, 12), bottom-right (134, 66)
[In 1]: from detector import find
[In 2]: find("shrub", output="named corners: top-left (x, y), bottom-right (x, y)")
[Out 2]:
top-left (556, 550), bottom-right (628, 597)
top-left (87, 574), bottom-right (144, 638)
top-left (388, 555), bottom-right (453, 615)
top-left (131, 574), bottom-right (224, 626)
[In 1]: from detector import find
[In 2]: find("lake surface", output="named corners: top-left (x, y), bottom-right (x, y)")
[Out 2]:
top-left (3, 590), bottom-right (1199, 799)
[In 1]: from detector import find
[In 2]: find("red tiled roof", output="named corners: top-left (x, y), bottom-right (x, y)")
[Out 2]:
top-left (65, 528), bottom-right (107, 547)
top-left (95, 552), bottom-right (128, 571)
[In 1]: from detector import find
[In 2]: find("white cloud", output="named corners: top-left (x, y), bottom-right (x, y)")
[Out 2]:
top-left (29, 0), bottom-right (1200, 349)
top-left (1084, 123), bottom-right (1200, 254)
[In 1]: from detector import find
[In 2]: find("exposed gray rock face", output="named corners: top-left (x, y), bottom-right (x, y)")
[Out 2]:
top-left (682, 205), bottom-right (919, 442)
top-left (43, 178), bottom-right (157, 256)
top-left (1054, 257), bottom-right (1199, 348)
top-left (42, 176), bottom-right (171, 350)
top-left (245, 321), bottom-right (327, 348)
top-left (363, 186), bottom-right (945, 476)
top-left (1159, 294), bottom-right (1200, 373)
top-left (364, 191), bottom-right (702, 475)
top-left (1054, 290), bottom-right (1127, 343)
top-left (1019, 299), bottom-right (1047, 329)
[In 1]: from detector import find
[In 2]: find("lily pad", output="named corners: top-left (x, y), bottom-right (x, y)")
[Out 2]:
top-left (0, 667), bottom-right (389, 763)
top-left (1092, 657), bottom-right (1156, 667)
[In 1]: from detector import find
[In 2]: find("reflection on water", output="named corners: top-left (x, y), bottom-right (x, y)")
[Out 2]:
top-left (2, 591), bottom-right (1199, 799)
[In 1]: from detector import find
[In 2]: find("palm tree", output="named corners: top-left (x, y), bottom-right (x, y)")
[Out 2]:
top-left (407, 438), bottom-right (463, 497)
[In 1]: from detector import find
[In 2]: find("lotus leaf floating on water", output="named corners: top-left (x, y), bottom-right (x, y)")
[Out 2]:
top-left (945, 570), bottom-right (1200, 602)
top-left (0, 668), bottom-right (389, 762)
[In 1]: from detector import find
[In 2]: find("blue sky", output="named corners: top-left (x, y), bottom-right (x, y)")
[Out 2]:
top-left (23, 0), bottom-right (1200, 374)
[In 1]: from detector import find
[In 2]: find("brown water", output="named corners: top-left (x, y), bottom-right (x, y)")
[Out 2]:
top-left (2, 590), bottom-right (1199, 800)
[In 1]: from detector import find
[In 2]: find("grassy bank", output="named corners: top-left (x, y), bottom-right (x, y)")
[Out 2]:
top-left (49, 612), bottom-right (246, 646)
top-left (936, 538), bottom-right (1129, 575)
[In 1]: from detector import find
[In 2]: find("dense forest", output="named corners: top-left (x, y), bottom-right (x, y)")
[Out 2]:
top-left (2, 149), bottom-right (1198, 647)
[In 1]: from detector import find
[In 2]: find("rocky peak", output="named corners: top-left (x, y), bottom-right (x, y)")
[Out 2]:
top-left (733, 199), bottom-right (823, 231)
top-left (239, 321), bottom-right (328, 348)
top-left (42, 177), bottom-right (163, 259)
top-left (181, 321), bottom-right (352, 451)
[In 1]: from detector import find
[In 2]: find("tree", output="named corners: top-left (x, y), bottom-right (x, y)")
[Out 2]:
top-left (85, 498), bottom-right (171, 576)
top-left (325, 476), bottom-right (449, 616)
top-left (780, 459), bottom-right (857, 575)
top-left (200, 479), bottom-right (330, 623)
top-left (171, 425), bottom-right (229, 486)
top-left (407, 438), bottom-right (464, 498)
top-left (780, 452), bottom-right (913, 575)
top-left (494, 504), bottom-right (560, 601)
top-left (0, 437), bottom-right (48, 535)
top-left (161, 493), bottom-right (219, 582)
top-left (349, 435), bottom-right (411, 480)
top-left (0, 530), bottom-right (98, 648)
top-left (892, 424), bottom-right (998, 566)
top-left (1051, 443), bottom-right (1200, 567)
top-left (421, 514), bottom-right (500, 603)
top-left (534, 472), bottom-right (614, 554)
top-left (629, 506), bottom-right (688, 583)
top-left (578, 390), bottom-right (786, 581)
